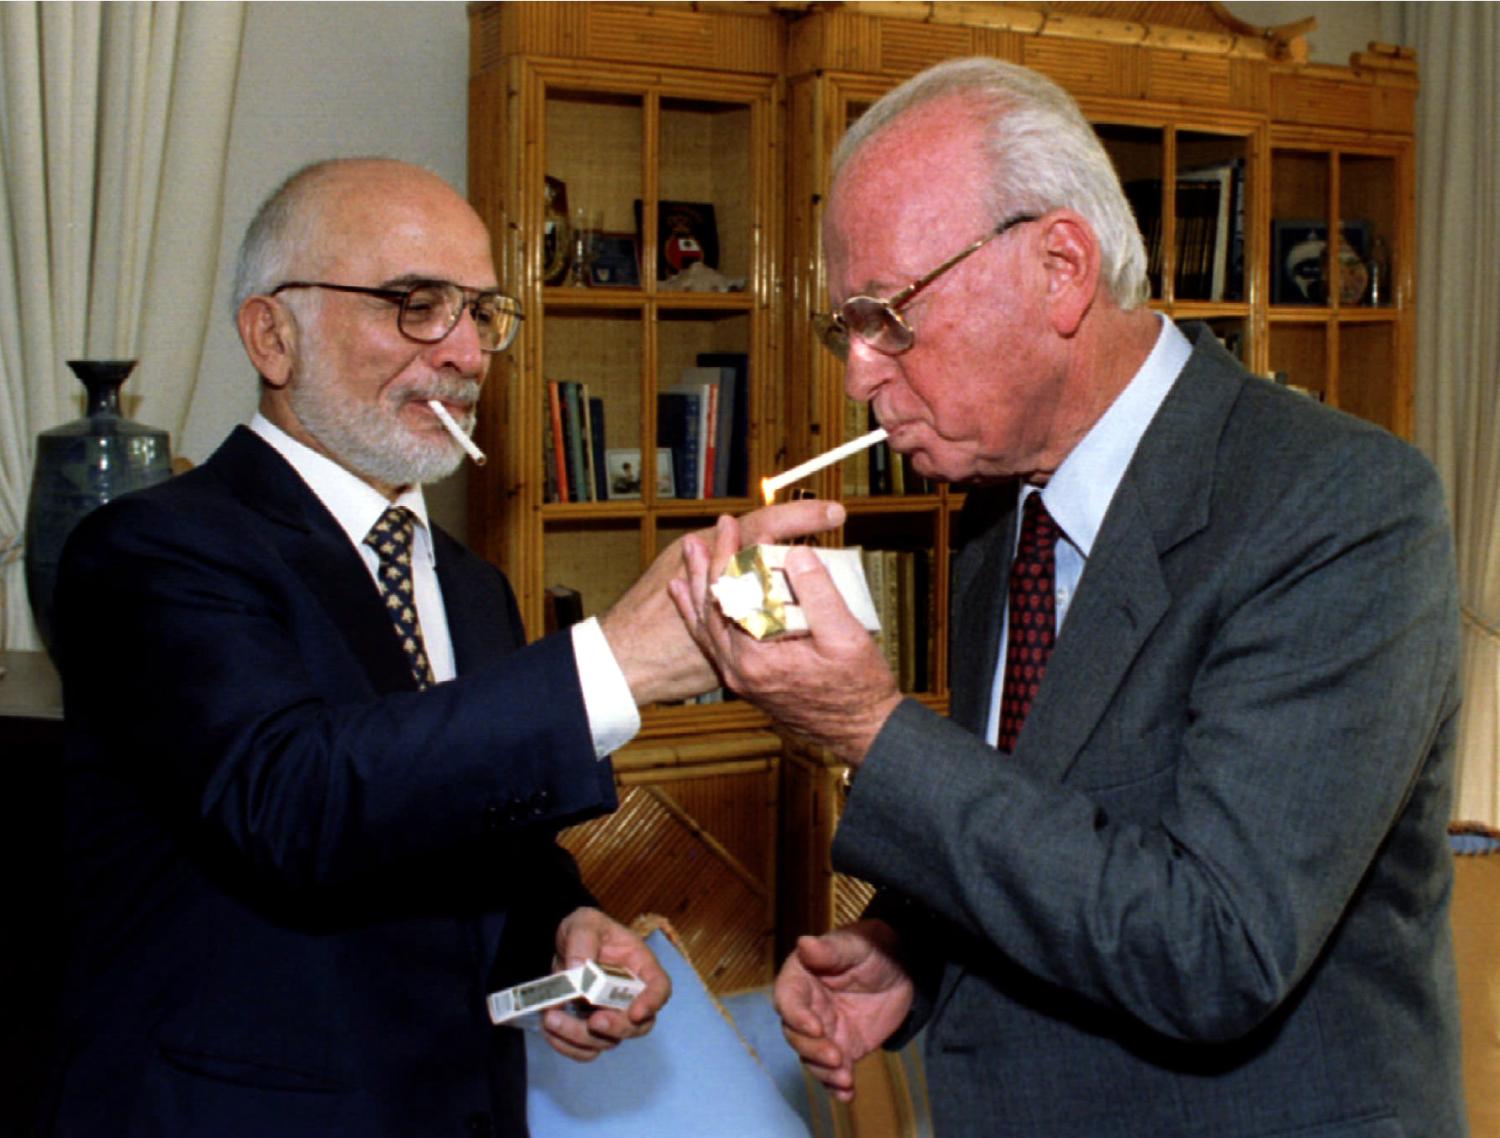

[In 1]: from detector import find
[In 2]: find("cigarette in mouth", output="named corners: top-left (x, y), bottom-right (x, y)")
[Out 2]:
top-left (428, 400), bottom-right (486, 466)
top-left (761, 427), bottom-right (887, 503)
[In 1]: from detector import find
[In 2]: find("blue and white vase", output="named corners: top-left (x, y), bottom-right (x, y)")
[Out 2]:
top-left (24, 360), bottom-right (171, 659)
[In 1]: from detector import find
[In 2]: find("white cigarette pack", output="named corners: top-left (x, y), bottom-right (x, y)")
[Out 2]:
top-left (486, 960), bottom-right (644, 1029)
top-left (712, 544), bottom-right (881, 639)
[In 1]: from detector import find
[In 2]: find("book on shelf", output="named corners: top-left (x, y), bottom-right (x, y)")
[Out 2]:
top-left (656, 387), bottom-right (702, 501)
top-left (578, 386), bottom-right (599, 503)
top-left (561, 381), bottom-right (589, 502)
top-left (674, 366), bottom-right (734, 498)
top-left (544, 381), bottom-right (606, 502)
top-left (587, 394), bottom-right (608, 501)
top-left (843, 398), bottom-right (869, 496)
top-left (541, 399), bottom-right (559, 503)
top-left (680, 364), bottom-right (730, 498)
top-left (694, 352), bottom-right (749, 497)
top-left (545, 382), bottom-right (569, 503)
top-left (1124, 161), bottom-right (1241, 302)
top-left (857, 547), bottom-right (933, 693)
top-left (1176, 162), bottom-right (1236, 301)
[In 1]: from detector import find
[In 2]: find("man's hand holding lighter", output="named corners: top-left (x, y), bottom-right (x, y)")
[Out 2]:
top-left (671, 512), bottom-right (903, 768)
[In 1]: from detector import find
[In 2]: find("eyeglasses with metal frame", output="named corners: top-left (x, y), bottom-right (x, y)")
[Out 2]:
top-left (812, 212), bottom-right (1040, 361)
top-left (269, 279), bottom-right (524, 354)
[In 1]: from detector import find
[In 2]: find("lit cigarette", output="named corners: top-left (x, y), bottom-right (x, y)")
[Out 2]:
top-left (761, 427), bottom-right (887, 503)
top-left (428, 400), bottom-right (486, 466)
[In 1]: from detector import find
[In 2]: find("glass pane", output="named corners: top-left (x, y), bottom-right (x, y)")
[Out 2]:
top-left (1339, 323), bottom-right (1399, 431)
top-left (1271, 149), bottom-right (1330, 306)
top-left (1177, 131), bottom-right (1249, 302)
top-left (1268, 323), bottom-right (1328, 402)
top-left (659, 97), bottom-right (754, 287)
top-left (1205, 316), bottom-right (1250, 368)
top-left (1340, 154), bottom-right (1397, 309)
top-left (542, 309), bottom-right (643, 503)
top-left (545, 89), bottom-right (645, 290)
top-left (843, 511), bottom-right (941, 695)
top-left (1097, 124), bottom-right (1165, 301)
top-left (544, 520), bottom-right (643, 617)
top-left (656, 309), bottom-right (751, 501)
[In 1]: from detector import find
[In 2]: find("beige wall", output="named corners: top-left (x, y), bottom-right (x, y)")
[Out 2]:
top-left (183, 2), bottom-right (472, 530)
top-left (188, 2), bottom-right (1391, 539)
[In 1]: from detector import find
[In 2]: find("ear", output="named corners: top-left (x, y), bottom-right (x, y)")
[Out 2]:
top-left (1037, 212), bottom-right (1100, 337)
top-left (237, 295), bottom-right (297, 387)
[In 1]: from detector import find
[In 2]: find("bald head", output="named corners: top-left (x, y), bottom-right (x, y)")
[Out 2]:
top-left (232, 158), bottom-right (487, 315)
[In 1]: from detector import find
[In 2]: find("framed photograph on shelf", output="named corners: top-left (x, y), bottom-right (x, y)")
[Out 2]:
top-left (1272, 219), bottom-right (1372, 305)
top-left (634, 199), bottom-right (718, 282)
top-left (605, 449), bottom-right (643, 499)
top-left (589, 232), bottom-right (640, 288)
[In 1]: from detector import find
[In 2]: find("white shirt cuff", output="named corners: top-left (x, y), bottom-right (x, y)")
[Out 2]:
top-left (570, 616), bottom-right (641, 759)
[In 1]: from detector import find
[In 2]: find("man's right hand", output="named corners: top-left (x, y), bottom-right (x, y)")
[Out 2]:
top-left (599, 498), bottom-right (844, 707)
top-left (773, 919), bottom-right (915, 1102)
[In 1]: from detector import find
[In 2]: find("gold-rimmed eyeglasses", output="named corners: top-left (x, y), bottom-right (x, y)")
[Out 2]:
top-left (813, 213), bottom-right (1039, 361)
top-left (270, 279), bottom-right (524, 354)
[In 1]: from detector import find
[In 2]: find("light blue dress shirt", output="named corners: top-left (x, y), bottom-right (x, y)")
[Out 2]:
top-left (984, 317), bottom-right (1192, 745)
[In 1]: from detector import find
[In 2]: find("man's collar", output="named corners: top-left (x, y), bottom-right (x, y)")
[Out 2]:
top-left (249, 413), bottom-right (432, 559)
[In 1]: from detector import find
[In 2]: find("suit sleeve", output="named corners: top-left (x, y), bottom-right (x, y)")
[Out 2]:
top-left (834, 426), bottom-right (1460, 1044)
top-left (56, 487), bottom-right (615, 902)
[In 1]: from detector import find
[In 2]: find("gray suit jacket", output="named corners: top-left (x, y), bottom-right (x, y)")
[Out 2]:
top-left (834, 327), bottom-right (1465, 1136)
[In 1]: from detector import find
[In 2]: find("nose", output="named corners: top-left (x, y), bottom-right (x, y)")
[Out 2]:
top-left (427, 304), bottom-right (487, 377)
top-left (842, 336), bottom-right (891, 405)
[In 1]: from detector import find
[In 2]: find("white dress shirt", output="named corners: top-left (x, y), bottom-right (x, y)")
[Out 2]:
top-left (984, 317), bottom-right (1192, 745)
top-left (250, 414), bottom-right (640, 757)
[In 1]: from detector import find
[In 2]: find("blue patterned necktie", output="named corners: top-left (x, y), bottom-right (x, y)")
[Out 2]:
top-left (364, 506), bottom-right (436, 691)
top-left (997, 493), bottom-right (1058, 752)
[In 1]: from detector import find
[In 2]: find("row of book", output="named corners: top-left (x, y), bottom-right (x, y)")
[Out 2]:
top-left (1124, 158), bottom-right (1245, 303)
top-left (657, 352), bottom-right (750, 500)
top-left (544, 382), bottom-right (608, 502)
top-left (543, 352), bottom-right (750, 503)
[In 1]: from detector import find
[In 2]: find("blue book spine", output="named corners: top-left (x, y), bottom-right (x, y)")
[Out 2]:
top-left (589, 396), bottom-right (608, 501)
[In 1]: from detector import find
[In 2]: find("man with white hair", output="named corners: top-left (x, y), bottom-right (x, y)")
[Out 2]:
top-left (675, 58), bottom-right (1465, 1135)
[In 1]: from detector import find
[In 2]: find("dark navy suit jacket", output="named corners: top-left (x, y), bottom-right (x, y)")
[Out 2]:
top-left (836, 328), bottom-right (1466, 1136)
top-left (44, 426), bottom-right (617, 1137)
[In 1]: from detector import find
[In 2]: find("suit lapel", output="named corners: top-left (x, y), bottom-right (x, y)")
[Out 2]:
top-left (207, 427), bottom-right (416, 695)
top-left (948, 328), bottom-right (1244, 779)
top-left (949, 485), bottom-right (1018, 734)
top-left (1015, 328), bottom-right (1241, 780)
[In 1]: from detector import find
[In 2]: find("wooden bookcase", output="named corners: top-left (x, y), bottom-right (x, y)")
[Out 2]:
top-left (469, 2), bottom-right (1418, 986)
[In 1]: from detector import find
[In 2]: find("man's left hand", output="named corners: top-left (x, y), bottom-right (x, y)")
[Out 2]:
top-left (542, 907), bottom-right (671, 1062)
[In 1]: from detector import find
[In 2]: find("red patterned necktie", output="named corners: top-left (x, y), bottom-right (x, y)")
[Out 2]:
top-left (364, 506), bottom-right (436, 691)
top-left (997, 492), bottom-right (1058, 752)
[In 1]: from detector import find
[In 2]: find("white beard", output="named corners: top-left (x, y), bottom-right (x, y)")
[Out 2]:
top-left (289, 348), bottom-right (479, 489)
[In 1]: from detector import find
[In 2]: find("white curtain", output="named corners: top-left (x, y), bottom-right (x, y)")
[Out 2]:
top-left (0, 1), bottom-right (245, 652)
top-left (1393, 3), bottom-right (1500, 826)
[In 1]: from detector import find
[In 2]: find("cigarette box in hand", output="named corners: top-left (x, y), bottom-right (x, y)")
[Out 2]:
top-left (486, 960), bottom-right (645, 1029)
top-left (711, 544), bottom-right (881, 640)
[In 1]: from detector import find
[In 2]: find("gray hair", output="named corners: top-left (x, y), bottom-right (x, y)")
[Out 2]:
top-left (230, 158), bottom-right (402, 318)
top-left (832, 57), bottom-right (1149, 309)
